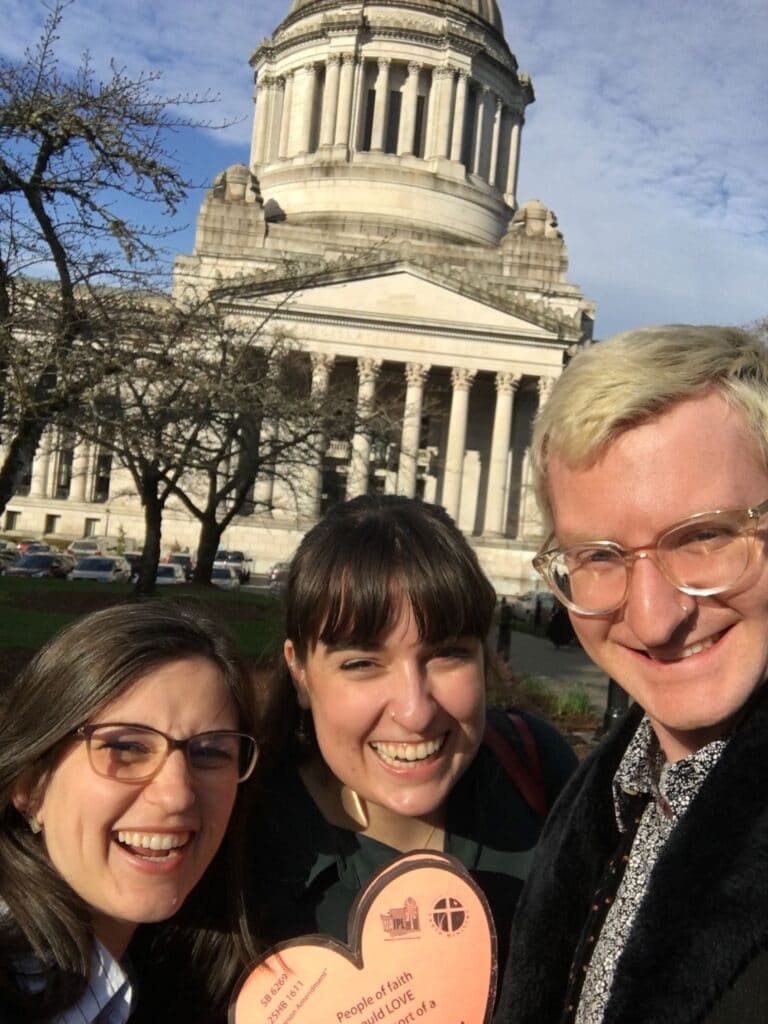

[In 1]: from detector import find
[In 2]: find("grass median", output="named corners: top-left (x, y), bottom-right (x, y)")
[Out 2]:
top-left (0, 577), bottom-right (283, 688)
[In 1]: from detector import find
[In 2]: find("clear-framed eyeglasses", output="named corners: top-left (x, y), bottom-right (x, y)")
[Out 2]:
top-left (72, 723), bottom-right (259, 783)
top-left (533, 498), bottom-right (768, 617)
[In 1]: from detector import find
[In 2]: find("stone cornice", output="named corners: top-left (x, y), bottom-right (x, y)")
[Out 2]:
top-left (215, 300), bottom-right (569, 351)
top-left (211, 253), bottom-right (583, 338)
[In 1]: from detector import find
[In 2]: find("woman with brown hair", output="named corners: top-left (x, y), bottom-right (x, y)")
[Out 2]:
top-left (0, 600), bottom-right (263, 1022)
top-left (247, 494), bottom-right (576, 978)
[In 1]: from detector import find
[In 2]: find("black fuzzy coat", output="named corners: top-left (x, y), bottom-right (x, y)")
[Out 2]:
top-left (495, 690), bottom-right (768, 1024)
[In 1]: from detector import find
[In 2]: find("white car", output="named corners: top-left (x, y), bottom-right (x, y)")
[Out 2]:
top-left (67, 539), bottom-right (102, 559)
top-left (68, 556), bottom-right (132, 584)
top-left (155, 563), bottom-right (186, 585)
top-left (211, 565), bottom-right (241, 591)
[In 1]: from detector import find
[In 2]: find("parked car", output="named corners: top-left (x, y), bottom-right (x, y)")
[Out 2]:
top-left (5, 553), bottom-right (74, 579)
top-left (24, 542), bottom-right (52, 555)
top-left (166, 553), bottom-right (194, 581)
top-left (124, 551), bottom-right (143, 581)
top-left (225, 550), bottom-right (251, 583)
top-left (16, 538), bottom-right (41, 553)
top-left (211, 565), bottom-right (241, 591)
top-left (511, 590), bottom-right (556, 627)
top-left (66, 539), bottom-right (102, 560)
top-left (268, 561), bottom-right (290, 594)
top-left (0, 549), bottom-right (20, 573)
top-left (68, 556), bottom-right (132, 584)
top-left (155, 563), bottom-right (186, 586)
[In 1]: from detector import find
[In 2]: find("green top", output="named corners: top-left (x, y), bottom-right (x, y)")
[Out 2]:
top-left (247, 710), bottom-right (577, 980)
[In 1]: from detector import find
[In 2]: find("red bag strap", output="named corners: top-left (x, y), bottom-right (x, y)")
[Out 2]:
top-left (483, 713), bottom-right (549, 820)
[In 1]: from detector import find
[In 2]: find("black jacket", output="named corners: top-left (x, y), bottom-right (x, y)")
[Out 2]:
top-left (496, 690), bottom-right (768, 1024)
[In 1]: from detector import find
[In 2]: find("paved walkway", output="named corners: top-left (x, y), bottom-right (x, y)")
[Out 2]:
top-left (505, 629), bottom-right (610, 710)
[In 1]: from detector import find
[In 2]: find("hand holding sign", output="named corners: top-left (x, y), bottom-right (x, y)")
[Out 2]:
top-left (231, 852), bottom-right (497, 1024)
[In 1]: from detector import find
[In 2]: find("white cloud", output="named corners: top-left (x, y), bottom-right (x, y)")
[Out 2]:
top-left (3, 0), bottom-right (767, 335)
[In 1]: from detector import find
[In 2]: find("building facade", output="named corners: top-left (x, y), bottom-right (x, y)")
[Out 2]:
top-left (3, 0), bottom-right (594, 593)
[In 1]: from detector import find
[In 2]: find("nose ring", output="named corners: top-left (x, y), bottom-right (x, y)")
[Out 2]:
top-left (680, 601), bottom-right (691, 617)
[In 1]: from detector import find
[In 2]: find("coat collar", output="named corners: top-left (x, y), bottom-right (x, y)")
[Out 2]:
top-left (500, 686), bottom-right (768, 1024)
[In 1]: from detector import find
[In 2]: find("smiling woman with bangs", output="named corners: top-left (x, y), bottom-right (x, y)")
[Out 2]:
top-left (246, 494), bottom-right (576, 978)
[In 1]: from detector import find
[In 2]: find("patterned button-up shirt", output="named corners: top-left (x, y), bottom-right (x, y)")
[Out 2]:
top-left (575, 715), bottom-right (727, 1024)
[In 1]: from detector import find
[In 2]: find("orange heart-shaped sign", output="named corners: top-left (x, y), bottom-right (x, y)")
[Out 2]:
top-left (231, 852), bottom-right (497, 1024)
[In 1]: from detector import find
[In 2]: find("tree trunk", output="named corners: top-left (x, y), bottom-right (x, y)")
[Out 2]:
top-left (134, 487), bottom-right (163, 596)
top-left (192, 514), bottom-right (224, 584)
top-left (0, 419), bottom-right (44, 516)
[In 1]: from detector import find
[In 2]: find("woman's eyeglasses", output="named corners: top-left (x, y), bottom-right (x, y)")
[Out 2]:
top-left (72, 723), bottom-right (259, 783)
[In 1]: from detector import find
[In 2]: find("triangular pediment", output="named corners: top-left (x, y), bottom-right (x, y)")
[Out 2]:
top-left (214, 259), bottom-right (579, 341)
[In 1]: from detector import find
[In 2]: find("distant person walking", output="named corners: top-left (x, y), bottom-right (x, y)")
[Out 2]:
top-left (546, 600), bottom-right (575, 648)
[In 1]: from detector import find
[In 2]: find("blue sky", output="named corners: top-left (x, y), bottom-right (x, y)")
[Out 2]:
top-left (3, 0), bottom-right (767, 337)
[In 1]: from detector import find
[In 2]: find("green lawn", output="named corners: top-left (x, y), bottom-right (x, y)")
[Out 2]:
top-left (0, 578), bottom-right (283, 684)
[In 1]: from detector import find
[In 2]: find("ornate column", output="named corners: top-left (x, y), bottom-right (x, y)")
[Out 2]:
top-left (442, 368), bottom-right (476, 521)
top-left (319, 55), bottom-right (341, 148)
top-left (450, 72), bottom-right (469, 162)
top-left (264, 77), bottom-right (283, 163)
top-left (434, 66), bottom-right (455, 159)
top-left (488, 96), bottom-right (503, 187)
top-left (397, 363), bottom-right (430, 498)
top-left (471, 85), bottom-right (492, 176)
top-left (253, 419), bottom-right (276, 513)
top-left (483, 372), bottom-right (521, 535)
top-left (423, 66), bottom-right (440, 158)
top-left (537, 375), bottom-right (556, 407)
top-left (29, 431), bottom-right (53, 499)
top-left (397, 62), bottom-right (421, 156)
top-left (250, 76), bottom-right (270, 166)
top-left (370, 59), bottom-right (391, 152)
top-left (347, 358), bottom-right (382, 499)
top-left (70, 439), bottom-right (91, 502)
top-left (298, 63), bottom-right (318, 155)
top-left (305, 353), bottom-right (335, 518)
top-left (505, 111), bottom-right (523, 206)
top-left (278, 72), bottom-right (294, 159)
top-left (335, 54), bottom-right (356, 147)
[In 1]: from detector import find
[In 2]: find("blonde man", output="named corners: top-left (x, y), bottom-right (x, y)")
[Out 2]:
top-left (497, 325), bottom-right (768, 1024)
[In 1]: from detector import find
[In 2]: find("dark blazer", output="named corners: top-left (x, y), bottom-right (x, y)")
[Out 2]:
top-left (496, 689), bottom-right (768, 1024)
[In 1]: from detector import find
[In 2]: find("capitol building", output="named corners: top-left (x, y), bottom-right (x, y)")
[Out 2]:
top-left (6, 0), bottom-right (594, 592)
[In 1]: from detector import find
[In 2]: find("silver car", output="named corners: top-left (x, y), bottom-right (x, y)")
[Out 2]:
top-left (68, 556), bottom-right (132, 584)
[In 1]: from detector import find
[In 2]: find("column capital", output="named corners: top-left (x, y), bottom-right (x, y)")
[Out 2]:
top-left (404, 362), bottom-right (431, 386)
top-left (494, 96), bottom-right (504, 113)
top-left (377, 57), bottom-right (392, 70)
top-left (407, 61), bottom-right (423, 76)
top-left (450, 367), bottom-right (477, 392)
top-left (273, 77), bottom-right (286, 93)
top-left (311, 352), bottom-right (335, 374)
top-left (434, 65), bottom-right (455, 80)
top-left (456, 69), bottom-right (470, 83)
top-left (327, 54), bottom-right (341, 68)
top-left (537, 375), bottom-right (556, 401)
top-left (495, 371), bottom-right (522, 394)
top-left (358, 357), bottom-right (383, 384)
top-left (342, 52), bottom-right (357, 66)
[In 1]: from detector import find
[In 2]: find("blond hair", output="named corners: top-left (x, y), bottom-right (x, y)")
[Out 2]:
top-left (532, 324), bottom-right (768, 529)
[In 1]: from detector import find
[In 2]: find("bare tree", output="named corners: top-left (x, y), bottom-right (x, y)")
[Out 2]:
top-left (0, 0), bottom-right (226, 514)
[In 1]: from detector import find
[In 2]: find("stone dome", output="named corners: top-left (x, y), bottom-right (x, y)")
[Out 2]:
top-left (286, 0), bottom-right (503, 33)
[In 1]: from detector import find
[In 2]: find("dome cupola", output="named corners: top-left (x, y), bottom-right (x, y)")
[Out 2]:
top-left (248, 0), bottom-right (533, 245)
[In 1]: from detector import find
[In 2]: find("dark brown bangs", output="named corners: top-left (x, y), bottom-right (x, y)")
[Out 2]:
top-left (286, 497), bottom-right (496, 655)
